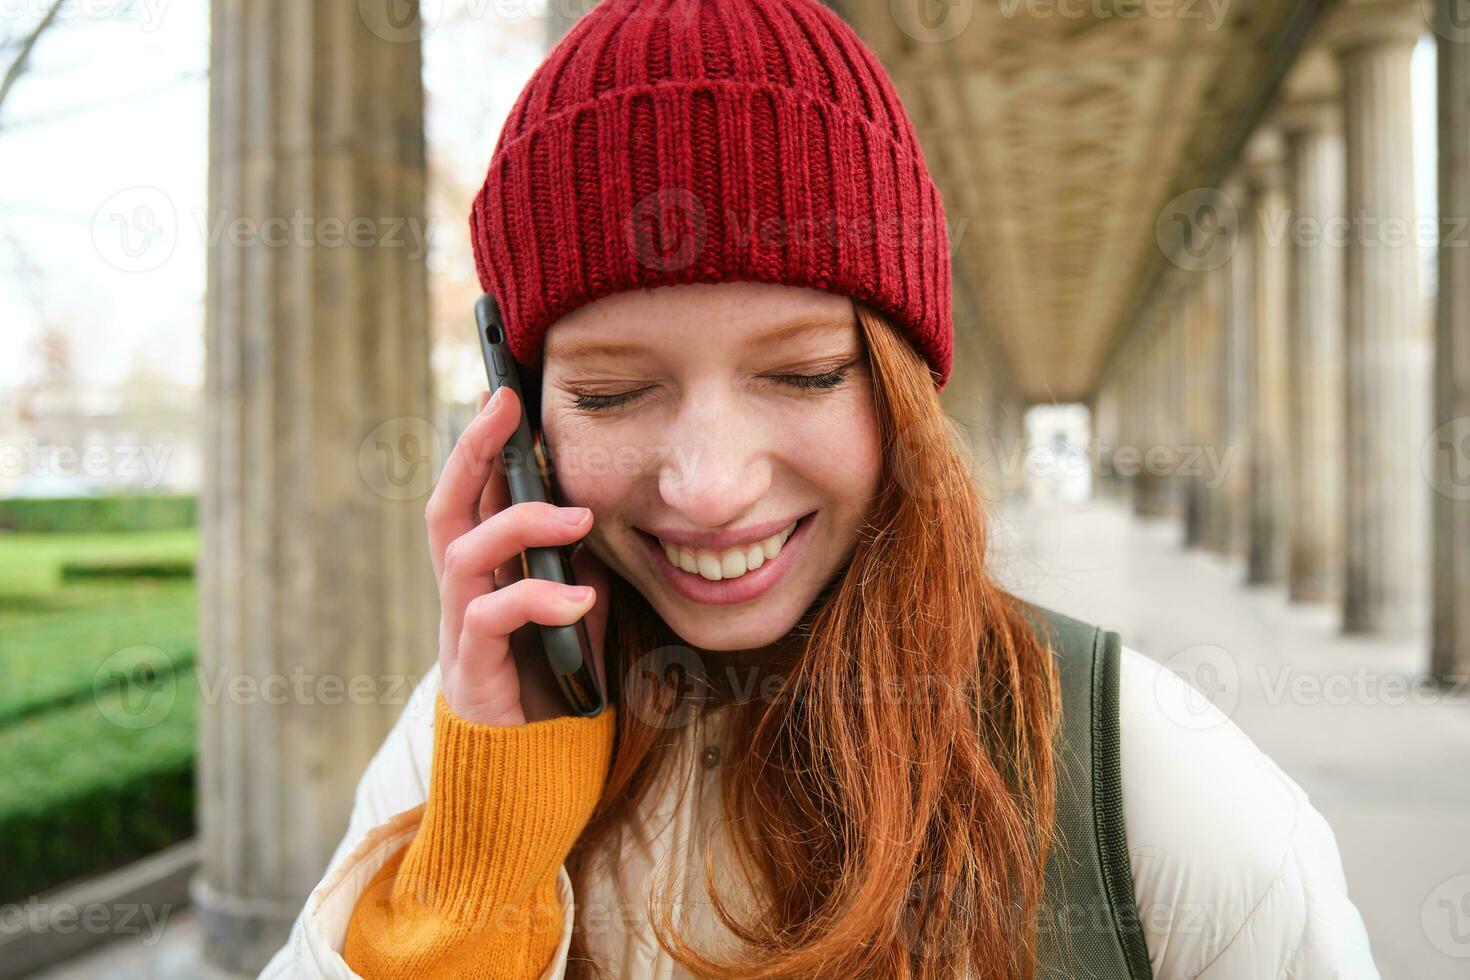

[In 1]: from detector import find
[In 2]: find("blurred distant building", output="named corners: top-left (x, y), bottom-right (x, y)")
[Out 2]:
top-left (0, 383), bottom-right (201, 498)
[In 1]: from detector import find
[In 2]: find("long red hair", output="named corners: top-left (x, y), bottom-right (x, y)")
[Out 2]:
top-left (562, 301), bottom-right (1061, 979)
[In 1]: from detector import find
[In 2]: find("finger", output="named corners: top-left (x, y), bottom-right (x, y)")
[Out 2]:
top-left (425, 388), bottom-right (524, 577)
top-left (439, 501), bottom-right (593, 650)
top-left (455, 579), bottom-right (599, 720)
top-left (448, 601), bottom-right (522, 727)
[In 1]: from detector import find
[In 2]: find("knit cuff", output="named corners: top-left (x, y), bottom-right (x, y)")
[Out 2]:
top-left (395, 693), bottom-right (617, 932)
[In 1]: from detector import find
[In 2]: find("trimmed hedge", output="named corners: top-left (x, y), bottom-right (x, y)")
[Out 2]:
top-left (0, 529), bottom-right (198, 597)
top-left (0, 667), bottom-right (197, 904)
top-left (60, 558), bottom-right (196, 582)
top-left (0, 495), bottom-right (197, 533)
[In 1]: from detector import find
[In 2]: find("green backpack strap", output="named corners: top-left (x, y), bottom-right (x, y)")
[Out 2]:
top-left (1019, 601), bottom-right (1153, 980)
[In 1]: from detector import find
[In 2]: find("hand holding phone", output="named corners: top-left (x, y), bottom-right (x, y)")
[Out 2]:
top-left (421, 296), bottom-right (609, 726)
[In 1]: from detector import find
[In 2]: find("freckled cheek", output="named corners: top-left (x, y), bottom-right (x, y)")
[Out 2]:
top-left (542, 419), bottom-right (646, 518)
top-left (785, 406), bottom-right (883, 502)
top-left (546, 458), bottom-right (633, 572)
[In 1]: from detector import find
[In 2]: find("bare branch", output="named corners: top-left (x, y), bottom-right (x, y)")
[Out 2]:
top-left (0, 0), bottom-right (66, 125)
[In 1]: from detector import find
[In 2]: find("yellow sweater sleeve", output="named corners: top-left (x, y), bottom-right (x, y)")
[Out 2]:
top-left (342, 692), bottom-right (617, 979)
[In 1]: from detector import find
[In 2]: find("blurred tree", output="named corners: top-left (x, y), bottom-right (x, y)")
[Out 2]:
top-left (0, 0), bottom-right (64, 126)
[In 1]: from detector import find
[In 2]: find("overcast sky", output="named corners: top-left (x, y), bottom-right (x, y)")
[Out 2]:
top-left (0, 0), bottom-right (542, 395)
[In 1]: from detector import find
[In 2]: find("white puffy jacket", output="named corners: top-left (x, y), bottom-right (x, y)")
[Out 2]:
top-left (260, 645), bottom-right (1380, 979)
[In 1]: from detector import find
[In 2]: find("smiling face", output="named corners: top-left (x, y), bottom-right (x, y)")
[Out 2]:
top-left (537, 280), bottom-right (883, 655)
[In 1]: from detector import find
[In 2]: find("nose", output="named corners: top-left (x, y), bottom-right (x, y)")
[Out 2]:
top-left (656, 396), bottom-right (774, 529)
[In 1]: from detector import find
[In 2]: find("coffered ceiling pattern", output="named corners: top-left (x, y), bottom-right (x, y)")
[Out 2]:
top-left (845, 0), bottom-right (1315, 403)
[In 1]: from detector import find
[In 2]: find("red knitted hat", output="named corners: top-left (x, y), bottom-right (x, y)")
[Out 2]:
top-left (469, 0), bottom-right (954, 389)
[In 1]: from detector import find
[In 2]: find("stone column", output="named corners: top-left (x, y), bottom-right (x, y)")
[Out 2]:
top-left (1003, 396), bottom-right (1027, 498)
top-left (1242, 133), bottom-right (1292, 584)
top-left (1152, 295), bottom-right (1178, 521)
top-left (1199, 263), bottom-right (1234, 554)
top-left (1092, 382), bottom-right (1122, 501)
top-left (1129, 333), bottom-right (1151, 516)
top-left (1220, 177), bottom-right (1253, 559)
top-left (1164, 284), bottom-right (1188, 521)
top-left (1181, 278), bottom-right (1209, 546)
top-left (1133, 333), bottom-right (1152, 511)
top-left (1330, 6), bottom-right (1431, 634)
top-left (1119, 340), bottom-right (1142, 511)
top-left (1433, 4), bottom-right (1470, 680)
top-left (1135, 307), bottom-right (1172, 517)
top-left (1278, 99), bottom-right (1346, 603)
top-left (197, 1), bottom-right (437, 971)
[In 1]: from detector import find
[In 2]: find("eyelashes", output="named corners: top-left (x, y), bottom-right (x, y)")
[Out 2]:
top-left (570, 366), bottom-right (853, 413)
top-left (571, 388), bottom-right (646, 412)
top-left (779, 366), bottom-right (850, 391)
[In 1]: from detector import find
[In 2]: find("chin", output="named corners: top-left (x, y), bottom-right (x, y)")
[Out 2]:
top-left (657, 600), bottom-right (804, 654)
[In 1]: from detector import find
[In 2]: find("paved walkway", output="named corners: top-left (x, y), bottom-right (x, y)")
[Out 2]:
top-left (26, 909), bottom-right (215, 979)
top-left (990, 494), bottom-right (1470, 979)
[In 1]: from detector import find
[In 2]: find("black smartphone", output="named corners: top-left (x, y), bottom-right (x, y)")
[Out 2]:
top-left (474, 292), bottom-right (606, 718)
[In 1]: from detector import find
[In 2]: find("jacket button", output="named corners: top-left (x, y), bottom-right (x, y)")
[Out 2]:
top-left (701, 744), bottom-right (722, 769)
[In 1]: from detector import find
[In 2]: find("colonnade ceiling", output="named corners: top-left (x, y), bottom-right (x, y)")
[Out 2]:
top-left (846, 0), bottom-right (1329, 403)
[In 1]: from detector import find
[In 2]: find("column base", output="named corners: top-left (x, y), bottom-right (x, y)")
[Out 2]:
top-left (189, 873), bottom-right (302, 976)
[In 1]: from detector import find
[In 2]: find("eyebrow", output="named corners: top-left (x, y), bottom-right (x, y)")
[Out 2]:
top-left (548, 311), bottom-right (855, 365)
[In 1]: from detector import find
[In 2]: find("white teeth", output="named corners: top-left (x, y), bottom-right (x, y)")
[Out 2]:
top-left (660, 520), bottom-right (798, 582)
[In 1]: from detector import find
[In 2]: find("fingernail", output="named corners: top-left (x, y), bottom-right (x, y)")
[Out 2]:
top-left (485, 387), bottom-right (504, 413)
top-left (563, 585), bottom-right (595, 604)
top-left (557, 507), bottom-right (590, 525)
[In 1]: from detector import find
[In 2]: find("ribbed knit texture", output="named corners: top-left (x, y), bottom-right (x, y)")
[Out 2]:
top-left (342, 694), bottom-right (618, 978)
top-left (469, 0), bottom-right (954, 389)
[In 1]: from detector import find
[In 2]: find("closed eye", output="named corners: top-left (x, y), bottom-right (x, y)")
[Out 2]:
top-left (569, 366), bottom-right (852, 413)
top-left (772, 366), bottom-right (850, 391)
top-left (571, 388), bottom-right (649, 412)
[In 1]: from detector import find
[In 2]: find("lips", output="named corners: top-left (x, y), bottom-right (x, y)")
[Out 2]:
top-left (636, 512), bottom-right (815, 606)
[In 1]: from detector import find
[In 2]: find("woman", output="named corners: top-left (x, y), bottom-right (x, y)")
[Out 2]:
top-left (263, 1), bottom-right (1378, 977)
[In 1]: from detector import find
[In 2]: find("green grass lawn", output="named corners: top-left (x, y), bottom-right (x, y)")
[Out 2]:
top-left (0, 580), bottom-right (197, 724)
top-left (0, 529), bottom-right (200, 722)
top-left (0, 527), bottom-right (201, 899)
